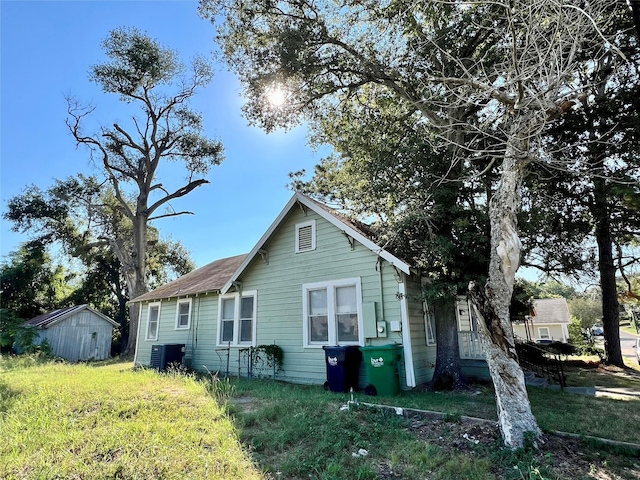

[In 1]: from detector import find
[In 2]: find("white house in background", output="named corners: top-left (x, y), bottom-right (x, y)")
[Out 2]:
top-left (26, 305), bottom-right (118, 361)
top-left (512, 298), bottom-right (571, 343)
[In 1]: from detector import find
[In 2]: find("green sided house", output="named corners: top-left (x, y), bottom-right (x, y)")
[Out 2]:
top-left (132, 193), bottom-right (482, 390)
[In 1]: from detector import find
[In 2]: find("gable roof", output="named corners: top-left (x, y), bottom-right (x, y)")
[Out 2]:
top-left (531, 298), bottom-right (571, 324)
top-left (27, 305), bottom-right (118, 329)
top-left (221, 192), bottom-right (411, 294)
top-left (131, 254), bottom-right (248, 303)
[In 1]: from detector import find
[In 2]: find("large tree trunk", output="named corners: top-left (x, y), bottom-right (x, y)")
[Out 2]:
top-left (124, 275), bottom-right (147, 356)
top-left (593, 177), bottom-right (624, 366)
top-left (123, 213), bottom-right (149, 355)
top-left (469, 117), bottom-right (541, 448)
top-left (431, 298), bottom-right (466, 390)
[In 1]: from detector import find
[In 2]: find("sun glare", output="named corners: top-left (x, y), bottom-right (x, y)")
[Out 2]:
top-left (266, 86), bottom-right (287, 107)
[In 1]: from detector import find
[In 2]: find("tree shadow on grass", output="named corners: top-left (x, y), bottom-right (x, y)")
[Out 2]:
top-left (0, 380), bottom-right (20, 415)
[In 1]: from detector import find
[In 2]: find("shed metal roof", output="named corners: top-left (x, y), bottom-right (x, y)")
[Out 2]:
top-left (26, 305), bottom-right (119, 329)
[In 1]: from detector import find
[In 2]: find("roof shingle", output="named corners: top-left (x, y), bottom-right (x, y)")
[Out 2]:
top-left (531, 298), bottom-right (571, 324)
top-left (131, 254), bottom-right (248, 303)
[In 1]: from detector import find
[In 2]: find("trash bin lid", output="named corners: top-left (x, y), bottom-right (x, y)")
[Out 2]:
top-left (359, 344), bottom-right (402, 351)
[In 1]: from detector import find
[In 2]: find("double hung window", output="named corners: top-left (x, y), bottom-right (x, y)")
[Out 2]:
top-left (303, 278), bottom-right (362, 347)
top-left (217, 291), bottom-right (257, 346)
top-left (538, 327), bottom-right (551, 341)
top-left (175, 299), bottom-right (192, 330)
top-left (146, 302), bottom-right (161, 341)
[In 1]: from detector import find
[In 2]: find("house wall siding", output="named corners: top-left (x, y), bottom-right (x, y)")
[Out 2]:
top-left (403, 274), bottom-right (436, 385)
top-left (38, 311), bottom-right (113, 362)
top-left (512, 323), bottom-right (568, 342)
top-left (135, 207), bottom-right (416, 390)
top-left (234, 207), bottom-right (408, 388)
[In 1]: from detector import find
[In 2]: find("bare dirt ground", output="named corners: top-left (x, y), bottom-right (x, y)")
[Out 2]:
top-left (387, 413), bottom-right (640, 480)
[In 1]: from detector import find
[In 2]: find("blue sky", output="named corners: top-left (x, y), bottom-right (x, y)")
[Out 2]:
top-left (1, 0), bottom-right (327, 268)
top-left (1, 1), bottom-right (545, 285)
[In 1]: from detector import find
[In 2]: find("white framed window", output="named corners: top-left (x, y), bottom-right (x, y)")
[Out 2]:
top-left (295, 220), bottom-right (316, 253)
top-left (175, 298), bottom-right (192, 330)
top-left (217, 291), bottom-right (257, 346)
top-left (423, 301), bottom-right (436, 345)
top-left (538, 327), bottom-right (551, 340)
top-left (302, 278), bottom-right (363, 347)
top-left (145, 302), bottom-right (161, 341)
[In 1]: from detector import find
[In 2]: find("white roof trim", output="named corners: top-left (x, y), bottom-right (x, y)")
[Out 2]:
top-left (221, 193), bottom-right (411, 294)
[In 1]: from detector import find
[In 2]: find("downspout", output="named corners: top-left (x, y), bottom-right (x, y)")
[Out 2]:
top-left (398, 278), bottom-right (416, 388)
top-left (377, 258), bottom-right (384, 325)
top-left (193, 295), bottom-right (202, 367)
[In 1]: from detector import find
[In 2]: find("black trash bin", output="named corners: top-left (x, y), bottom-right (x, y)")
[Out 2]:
top-left (322, 345), bottom-right (362, 393)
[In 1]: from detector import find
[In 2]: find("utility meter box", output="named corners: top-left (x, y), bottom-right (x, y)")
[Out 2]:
top-left (376, 321), bottom-right (387, 337)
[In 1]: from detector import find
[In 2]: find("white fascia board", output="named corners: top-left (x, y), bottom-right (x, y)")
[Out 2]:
top-left (295, 194), bottom-right (411, 274)
top-left (398, 280), bottom-right (416, 388)
top-left (221, 193), bottom-right (411, 294)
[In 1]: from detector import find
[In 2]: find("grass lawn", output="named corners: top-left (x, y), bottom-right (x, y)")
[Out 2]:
top-left (228, 366), bottom-right (640, 479)
top-left (2, 355), bottom-right (640, 479)
top-left (0, 355), bottom-right (262, 480)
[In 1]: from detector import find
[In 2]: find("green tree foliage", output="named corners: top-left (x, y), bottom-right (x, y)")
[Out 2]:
top-left (0, 310), bottom-right (28, 353)
top-left (528, 37), bottom-right (640, 366)
top-left (569, 297), bottom-right (603, 330)
top-left (0, 308), bottom-right (50, 355)
top-left (201, 0), bottom-right (628, 448)
top-left (291, 87), bottom-right (492, 389)
top-left (0, 244), bottom-right (72, 320)
top-left (517, 279), bottom-right (580, 300)
top-left (5, 175), bottom-right (196, 352)
top-left (0, 246), bottom-right (72, 354)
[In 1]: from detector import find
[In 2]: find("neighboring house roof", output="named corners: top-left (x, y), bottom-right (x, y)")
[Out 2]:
top-left (131, 254), bottom-right (248, 303)
top-left (26, 305), bottom-right (118, 329)
top-left (220, 192), bottom-right (411, 294)
top-left (530, 298), bottom-right (571, 324)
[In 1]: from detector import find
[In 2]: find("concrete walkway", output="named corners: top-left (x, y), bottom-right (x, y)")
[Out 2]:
top-left (538, 383), bottom-right (640, 399)
top-left (564, 385), bottom-right (640, 399)
top-left (525, 371), bottom-right (640, 399)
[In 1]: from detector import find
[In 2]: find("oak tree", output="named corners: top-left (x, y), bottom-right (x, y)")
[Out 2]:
top-left (66, 28), bottom-right (223, 353)
top-left (201, 0), bottom-right (628, 447)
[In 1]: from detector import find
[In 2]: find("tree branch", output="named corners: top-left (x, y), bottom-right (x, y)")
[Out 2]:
top-left (147, 179), bottom-right (210, 216)
top-left (148, 211), bottom-right (195, 221)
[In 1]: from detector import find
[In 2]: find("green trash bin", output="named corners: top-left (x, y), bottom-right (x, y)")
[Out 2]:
top-left (360, 344), bottom-right (403, 396)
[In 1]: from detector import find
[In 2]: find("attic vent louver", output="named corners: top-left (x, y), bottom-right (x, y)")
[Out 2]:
top-left (296, 220), bottom-right (316, 253)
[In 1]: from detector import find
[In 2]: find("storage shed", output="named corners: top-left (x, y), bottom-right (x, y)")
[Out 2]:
top-left (26, 305), bottom-right (118, 361)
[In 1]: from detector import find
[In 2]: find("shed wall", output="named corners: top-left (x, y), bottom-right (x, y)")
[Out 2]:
top-left (39, 311), bottom-right (113, 361)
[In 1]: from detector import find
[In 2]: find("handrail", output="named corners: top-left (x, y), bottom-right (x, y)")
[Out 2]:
top-left (515, 338), bottom-right (566, 388)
